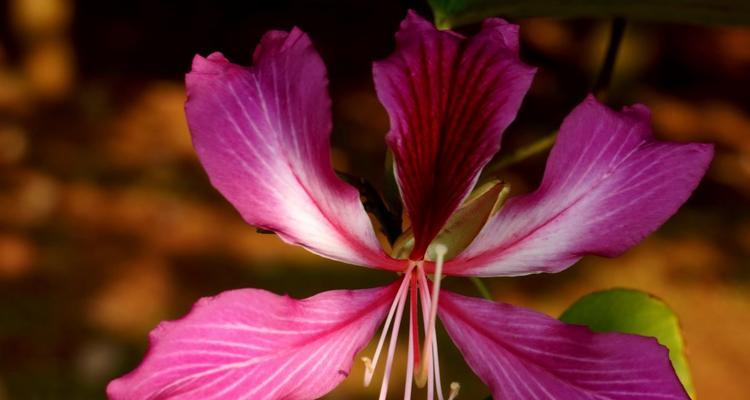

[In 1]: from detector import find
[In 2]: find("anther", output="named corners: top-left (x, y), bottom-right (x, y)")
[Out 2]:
top-left (448, 382), bottom-right (461, 400)
top-left (361, 357), bottom-right (373, 375)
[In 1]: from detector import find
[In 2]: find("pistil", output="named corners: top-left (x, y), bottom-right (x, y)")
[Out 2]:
top-left (409, 271), bottom-right (420, 368)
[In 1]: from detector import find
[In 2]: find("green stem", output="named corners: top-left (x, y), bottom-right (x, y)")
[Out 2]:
top-left (470, 277), bottom-right (493, 300)
top-left (471, 19), bottom-right (628, 308)
top-left (593, 17), bottom-right (627, 100)
top-left (480, 19), bottom-right (626, 179)
top-left (481, 132), bottom-right (557, 180)
top-left (336, 170), bottom-right (402, 245)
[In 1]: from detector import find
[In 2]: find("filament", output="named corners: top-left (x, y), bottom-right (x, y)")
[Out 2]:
top-left (378, 270), bottom-right (410, 400)
top-left (363, 264), bottom-right (414, 387)
top-left (415, 244), bottom-right (447, 389)
top-left (362, 249), bottom-right (454, 399)
top-left (418, 267), bottom-right (444, 400)
top-left (403, 281), bottom-right (416, 400)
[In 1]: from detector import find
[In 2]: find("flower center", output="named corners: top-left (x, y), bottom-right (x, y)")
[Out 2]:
top-left (361, 245), bottom-right (459, 400)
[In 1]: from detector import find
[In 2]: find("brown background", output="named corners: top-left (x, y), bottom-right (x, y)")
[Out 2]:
top-left (0, 0), bottom-right (749, 398)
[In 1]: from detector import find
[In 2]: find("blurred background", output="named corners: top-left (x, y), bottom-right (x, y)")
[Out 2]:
top-left (0, 0), bottom-right (748, 399)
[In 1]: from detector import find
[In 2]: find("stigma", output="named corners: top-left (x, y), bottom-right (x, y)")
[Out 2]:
top-left (361, 244), bottom-right (456, 400)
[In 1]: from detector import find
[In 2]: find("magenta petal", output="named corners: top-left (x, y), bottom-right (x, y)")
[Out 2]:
top-left (439, 290), bottom-right (689, 400)
top-left (373, 12), bottom-right (535, 259)
top-left (107, 283), bottom-right (399, 400)
top-left (186, 29), bottom-right (401, 270)
top-left (446, 95), bottom-right (713, 276)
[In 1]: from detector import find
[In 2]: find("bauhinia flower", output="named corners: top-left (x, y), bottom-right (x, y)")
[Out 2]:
top-left (107, 11), bottom-right (712, 400)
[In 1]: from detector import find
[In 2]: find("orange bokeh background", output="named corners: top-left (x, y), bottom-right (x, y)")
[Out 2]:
top-left (0, 1), bottom-right (749, 399)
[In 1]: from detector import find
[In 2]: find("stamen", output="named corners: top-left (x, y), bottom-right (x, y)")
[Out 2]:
top-left (418, 269), bottom-right (443, 400)
top-left (432, 328), bottom-right (445, 400)
top-left (417, 270), bottom-right (435, 400)
top-left (403, 281), bottom-right (416, 400)
top-left (415, 244), bottom-right (448, 388)
top-left (378, 271), bottom-right (410, 400)
top-left (363, 264), bottom-right (414, 387)
top-left (448, 382), bottom-right (461, 400)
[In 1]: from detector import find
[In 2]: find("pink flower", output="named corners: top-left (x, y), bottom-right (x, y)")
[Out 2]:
top-left (108, 11), bottom-right (712, 400)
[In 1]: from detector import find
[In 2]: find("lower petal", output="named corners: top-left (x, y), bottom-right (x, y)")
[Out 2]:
top-left (438, 290), bottom-right (689, 400)
top-left (107, 283), bottom-right (399, 400)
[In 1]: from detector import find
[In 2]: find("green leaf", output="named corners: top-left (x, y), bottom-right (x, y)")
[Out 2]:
top-left (560, 288), bottom-right (696, 398)
top-left (429, 0), bottom-right (750, 28)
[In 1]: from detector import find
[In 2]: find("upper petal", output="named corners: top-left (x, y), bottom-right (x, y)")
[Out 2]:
top-left (107, 283), bottom-right (399, 400)
top-left (438, 290), bottom-right (689, 400)
top-left (446, 95), bottom-right (713, 276)
top-left (373, 11), bottom-right (535, 259)
top-left (186, 28), bottom-right (401, 270)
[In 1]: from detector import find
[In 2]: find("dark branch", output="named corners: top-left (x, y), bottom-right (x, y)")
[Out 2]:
top-left (593, 17), bottom-right (627, 100)
top-left (336, 170), bottom-right (403, 245)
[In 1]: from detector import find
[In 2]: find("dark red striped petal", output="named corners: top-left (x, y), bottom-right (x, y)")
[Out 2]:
top-left (373, 11), bottom-right (535, 259)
